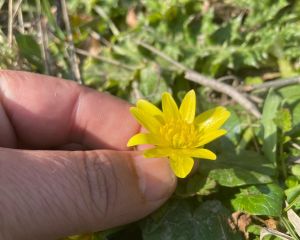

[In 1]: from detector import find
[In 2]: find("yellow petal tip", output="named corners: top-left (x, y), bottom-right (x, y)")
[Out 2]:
top-left (127, 137), bottom-right (136, 147)
top-left (169, 156), bottom-right (194, 178)
top-left (187, 89), bottom-right (195, 95)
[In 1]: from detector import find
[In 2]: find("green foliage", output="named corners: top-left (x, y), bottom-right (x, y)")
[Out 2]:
top-left (15, 33), bottom-right (44, 72)
top-left (1, 0), bottom-right (300, 239)
top-left (142, 200), bottom-right (243, 240)
top-left (261, 90), bottom-right (281, 164)
top-left (209, 168), bottom-right (273, 187)
top-left (231, 184), bottom-right (284, 217)
top-left (0, 31), bottom-right (18, 69)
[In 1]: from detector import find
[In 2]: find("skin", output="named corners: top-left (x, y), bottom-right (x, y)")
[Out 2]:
top-left (0, 70), bottom-right (176, 240)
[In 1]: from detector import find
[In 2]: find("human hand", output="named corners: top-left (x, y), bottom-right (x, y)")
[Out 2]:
top-left (0, 70), bottom-right (176, 240)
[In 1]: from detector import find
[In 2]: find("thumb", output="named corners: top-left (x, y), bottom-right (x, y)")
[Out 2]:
top-left (0, 148), bottom-right (176, 240)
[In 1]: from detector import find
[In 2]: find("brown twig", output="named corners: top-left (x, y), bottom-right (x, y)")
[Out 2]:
top-left (12, 0), bottom-right (23, 20)
top-left (246, 94), bottom-right (263, 104)
top-left (217, 75), bottom-right (239, 82)
top-left (75, 48), bottom-right (136, 71)
top-left (186, 71), bottom-right (261, 118)
top-left (132, 81), bottom-right (142, 100)
top-left (8, 0), bottom-right (13, 47)
top-left (137, 41), bottom-right (187, 71)
top-left (61, 0), bottom-right (82, 84)
top-left (17, 3), bottom-right (24, 33)
top-left (136, 40), bottom-right (261, 119)
top-left (36, 0), bottom-right (50, 74)
top-left (244, 76), bottom-right (300, 92)
top-left (41, 18), bottom-right (51, 73)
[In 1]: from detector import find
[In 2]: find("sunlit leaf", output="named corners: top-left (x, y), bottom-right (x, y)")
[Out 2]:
top-left (231, 184), bottom-right (284, 217)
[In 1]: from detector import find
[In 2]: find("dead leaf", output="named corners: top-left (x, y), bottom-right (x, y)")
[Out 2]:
top-left (231, 211), bottom-right (251, 239)
top-left (264, 218), bottom-right (278, 230)
top-left (287, 208), bottom-right (300, 237)
top-left (260, 228), bottom-right (293, 240)
top-left (126, 7), bottom-right (137, 28)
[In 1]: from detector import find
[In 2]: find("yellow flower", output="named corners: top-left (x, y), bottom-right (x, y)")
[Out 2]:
top-left (127, 90), bottom-right (230, 178)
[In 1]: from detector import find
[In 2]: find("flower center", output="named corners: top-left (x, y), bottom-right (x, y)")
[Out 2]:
top-left (160, 119), bottom-right (200, 148)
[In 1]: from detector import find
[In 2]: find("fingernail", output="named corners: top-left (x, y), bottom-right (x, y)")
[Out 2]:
top-left (133, 155), bottom-right (176, 202)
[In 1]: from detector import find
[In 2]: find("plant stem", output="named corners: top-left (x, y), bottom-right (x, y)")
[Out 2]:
top-left (279, 134), bottom-right (288, 179)
top-left (285, 194), bottom-right (300, 212)
top-left (281, 216), bottom-right (300, 240)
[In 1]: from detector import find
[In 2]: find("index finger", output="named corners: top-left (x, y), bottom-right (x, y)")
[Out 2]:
top-left (0, 70), bottom-right (139, 150)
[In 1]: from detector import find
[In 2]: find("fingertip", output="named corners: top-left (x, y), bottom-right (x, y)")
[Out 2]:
top-left (132, 154), bottom-right (176, 203)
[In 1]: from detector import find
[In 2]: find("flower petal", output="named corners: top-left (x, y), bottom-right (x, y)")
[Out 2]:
top-left (144, 147), bottom-right (171, 158)
top-left (196, 129), bottom-right (227, 146)
top-left (169, 155), bottom-right (194, 178)
top-left (162, 92), bottom-right (179, 120)
top-left (130, 107), bottom-right (161, 133)
top-left (195, 106), bottom-right (230, 132)
top-left (170, 148), bottom-right (216, 160)
top-left (127, 133), bottom-right (160, 147)
top-left (185, 148), bottom-right (216, 160)
top-left (137, 99), bottom-right (164, 122)
top-left (179, 90), bottom-right (196, 123)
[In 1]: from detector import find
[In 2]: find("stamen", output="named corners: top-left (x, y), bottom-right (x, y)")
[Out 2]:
top-left (160, 119), bottom-right (200, 148)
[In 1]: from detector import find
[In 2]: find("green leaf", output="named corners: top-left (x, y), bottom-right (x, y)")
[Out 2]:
top-left (246, 224), bottom-right (261, 235)
top-left (277, 85), bottom-right (300, 135)
top-left (221, 108), bottom-right (241, 146)
top-left (274, 108), bottom-right (292, 133)
top-left (139, 64), bottom-right (168, 104)
top-left (291, 164), bottom-right (300, 177)
top-left (142, 200), bottom-right (243, 240)
top-left (186, 174), bottom-right (217, 196)
top-left (41, 0), bottom-right (64, 39)
top-left (209, 168), bottom-right (273, 187)
top-left (291, 102), bottom-right (300, 135)
top-left (278, 58), bottom-right (296, 78)
top-left (200, 150), bottom-right (276, 187)
top-left (237, 127), bottom-right (255, 151)
top-left (231, 184), bottom-right (284, 216)
top-left (15, 33), bottom-right (44, 72)
top-left (285, 185), bottom-right (300, 210)
top-left (245, 76), bottom-right (263, 85)
top-left (278, 85), bottom-right (300, 102)
top-left (210, 23), bottom-right (232, 45)
top-left (285, 176), bottom-right (299, 188)
top-left (261, 89), bottom-right (281, 164)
